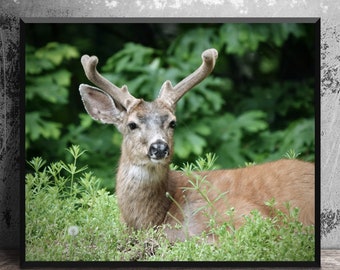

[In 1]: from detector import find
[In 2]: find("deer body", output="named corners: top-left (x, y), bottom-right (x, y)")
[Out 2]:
top-left (164, 160), bottom-right (314, 241)
top-left (79, 49), bottom-right (315, 241)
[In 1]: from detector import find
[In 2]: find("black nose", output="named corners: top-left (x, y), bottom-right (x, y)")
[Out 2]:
top-left (148, 140), bottom-right (169, 160)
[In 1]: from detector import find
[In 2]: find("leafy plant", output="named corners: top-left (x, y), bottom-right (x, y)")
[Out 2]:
top-left (25, 147), bottom-right (314, 262)
top-left (25, 42), bottom-right (79, 149)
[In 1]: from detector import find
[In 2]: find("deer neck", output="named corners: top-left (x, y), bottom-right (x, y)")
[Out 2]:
top-left (116, 158), bottom-right (171, 229)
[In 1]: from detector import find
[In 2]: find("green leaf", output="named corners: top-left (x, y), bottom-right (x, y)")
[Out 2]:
top-left (174, 129), bottom-right (207, 159)
top-left (237, 111), bottom-right (268, 133)
top-left (26, 112), bottom-right (61, 143)
top-left (35, 42), bottom-right (79, 65)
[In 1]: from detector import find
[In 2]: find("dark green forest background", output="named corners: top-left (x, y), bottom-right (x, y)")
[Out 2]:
top-left (25, 23), bottom-right (316, 191)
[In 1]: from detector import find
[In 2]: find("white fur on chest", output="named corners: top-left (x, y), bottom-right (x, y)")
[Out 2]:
top-left (121, 163), bottom-right (167, 186)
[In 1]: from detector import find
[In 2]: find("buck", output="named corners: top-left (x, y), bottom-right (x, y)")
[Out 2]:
top-left (79, 48), bottom-right (315, 241)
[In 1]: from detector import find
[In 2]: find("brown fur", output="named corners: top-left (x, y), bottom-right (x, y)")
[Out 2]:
top-left (163, 159), bottom-right (314, 241)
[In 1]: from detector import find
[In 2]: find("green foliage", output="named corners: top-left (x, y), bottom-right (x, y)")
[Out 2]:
top-left (220, 24), bottom-right (305, 56)
top-left (26, 149), bottom-right (314, 262)
top-left (26, 42), bottom-right (118, 190)
top-left (150, 208), bottom-right (314, 261)
top-left (25, 43), bottom-right (79, 149)
top-left (25, 145), bottom-right (120, 261)
top-left (181, 152), bottom-right (218, 172)
top-left (25, 23), bottom-right (315, 191)
top-left (283, 149), bottom-right (301, 159)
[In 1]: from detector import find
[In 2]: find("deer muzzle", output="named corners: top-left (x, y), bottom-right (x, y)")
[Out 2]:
top-left (148, 140), bottom-right (169, 160)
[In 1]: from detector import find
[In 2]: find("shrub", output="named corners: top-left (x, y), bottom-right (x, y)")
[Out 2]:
top-left (25, 146), bottom-right (314, 262)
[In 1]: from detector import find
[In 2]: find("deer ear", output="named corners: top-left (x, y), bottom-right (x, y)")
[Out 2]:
top-left (79, 84), bottom-right (126, 126)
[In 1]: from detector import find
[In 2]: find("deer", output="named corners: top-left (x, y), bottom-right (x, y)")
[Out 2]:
top-left (79, 48), bottom-right (315, 242)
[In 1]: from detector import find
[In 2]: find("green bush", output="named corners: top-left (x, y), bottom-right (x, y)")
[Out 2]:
top-left (26, 42), bottom-right (79, 149)
top-left (25, 146), bottom-right (314, 262)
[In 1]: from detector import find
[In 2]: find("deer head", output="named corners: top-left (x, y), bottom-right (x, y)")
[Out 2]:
top-left (79, 49), bottom-right (218, 166)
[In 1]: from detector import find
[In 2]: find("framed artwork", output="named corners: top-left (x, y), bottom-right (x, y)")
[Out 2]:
top-left (22, 18), bottom-right (320, 268)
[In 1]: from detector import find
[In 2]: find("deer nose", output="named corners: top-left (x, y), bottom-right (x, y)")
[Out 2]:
top-left (148, 140), bottom-right (169, 160)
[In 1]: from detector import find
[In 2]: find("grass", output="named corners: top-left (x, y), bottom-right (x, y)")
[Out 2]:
top-left (25, 145), bottom-right (315, 262)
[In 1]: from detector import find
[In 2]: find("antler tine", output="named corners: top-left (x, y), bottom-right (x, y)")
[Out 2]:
top-left (81, 55), bottom-right (138, 110)
top-left (158, 48), bottom-right (218, 108)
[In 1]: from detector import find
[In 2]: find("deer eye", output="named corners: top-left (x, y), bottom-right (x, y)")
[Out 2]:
top-left (127, 122), bottom-right (138, 130)
top-left (169, 120), bottom-right (176, 129)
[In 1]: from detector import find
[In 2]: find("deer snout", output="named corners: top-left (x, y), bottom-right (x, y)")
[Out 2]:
top-left (148, 140), bottom-right (169, 160)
